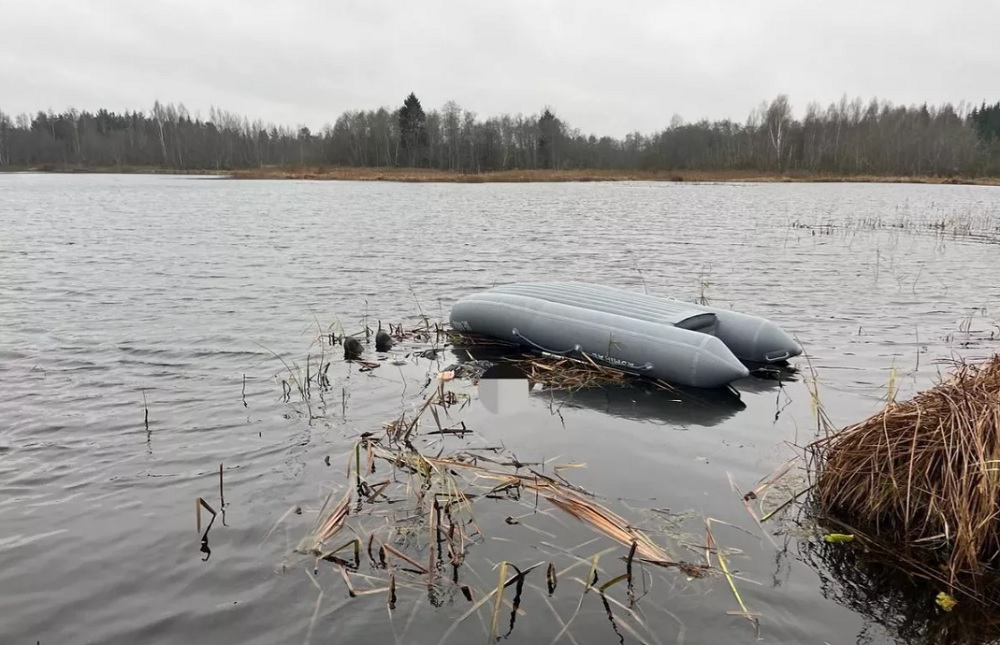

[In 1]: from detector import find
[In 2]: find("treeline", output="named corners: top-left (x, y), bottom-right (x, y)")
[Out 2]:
top-left (2, 94), bottom-right (1000, 176)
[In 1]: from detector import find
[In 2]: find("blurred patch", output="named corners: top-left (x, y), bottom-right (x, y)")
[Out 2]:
top-left (478, 364), bottom-right (529, 415)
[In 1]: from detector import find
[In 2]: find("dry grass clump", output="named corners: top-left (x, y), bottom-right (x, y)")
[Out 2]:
top-left (518, 354), bottom-right (676, 392)
top-left (447, 330), bottom-right (682, 393)
top-left (809, 353), bottom-right (1000, 585)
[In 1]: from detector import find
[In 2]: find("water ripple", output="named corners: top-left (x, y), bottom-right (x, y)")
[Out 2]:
top-left (1, 174), bottom-right (999, 645)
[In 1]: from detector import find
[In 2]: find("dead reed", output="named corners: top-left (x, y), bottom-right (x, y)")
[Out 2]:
top-left (274, 318), bottom-right (720, 408)
top-left (265, 319), bottom-right (758, 643)
top-left (264, 305), bottom-right (1000, 639)
top-left (808, 353), bottom-right (1000, 593)
top-left (277, 382), bottom-right (719, 643)
top-left (790, 209), bottom-right (1000, 246)
top-left (195, 464), bottom-right (228, 561)
top-left (447, 330), bottom-right (683, 393)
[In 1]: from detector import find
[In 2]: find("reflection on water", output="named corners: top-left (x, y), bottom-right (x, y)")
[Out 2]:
top-left (800, 535), bottom-right (1000, 645)
top-left (535, 381), bottom-right (746, 427)
top-left (1, 174), bottom-right (1000, 645)
top-left (446, 337), bottom-right (803, 427)
top-left (446, 340), bottom-right (751, 426)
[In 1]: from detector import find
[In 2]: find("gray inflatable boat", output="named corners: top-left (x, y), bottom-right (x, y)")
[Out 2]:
top-left (449, 282), bottom-right (802, 389)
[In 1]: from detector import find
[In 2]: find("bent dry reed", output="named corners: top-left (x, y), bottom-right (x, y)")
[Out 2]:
top-left (262, 312), bottom-right (1000, 643)
top-left (260, 318), bottom-right (793, 643)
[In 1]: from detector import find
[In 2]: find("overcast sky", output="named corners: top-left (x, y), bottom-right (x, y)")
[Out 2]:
top-left (2, 0), bottom-right (998, 138)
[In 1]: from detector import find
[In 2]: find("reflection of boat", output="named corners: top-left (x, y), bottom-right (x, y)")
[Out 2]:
top-left (534, 382), bottom-right (746, 428)
top-left (449, 282), bottom-right (801, 389)
top-left (729, 361), bottom-right (801, 394)
top-left (444, 345), bottom-right (746, 428)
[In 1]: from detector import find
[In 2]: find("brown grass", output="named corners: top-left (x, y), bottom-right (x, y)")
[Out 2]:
top-left (8, 164), bottom-right (1000, 185)
top-left (274, 376), bottom-right (715, 641)
top-left (265, 316), bottom-right (779, 641)
top-left (809, 353), bottom-right (1000, 588)
top-left (223, 166), bottom-right (1000, 186)
top-left (1, 164), bottom-right (230, 176)
top-left (447, 329), bottom-right (683, 392)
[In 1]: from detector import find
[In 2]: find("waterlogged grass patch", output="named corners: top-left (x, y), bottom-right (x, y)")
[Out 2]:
top-left (261, 317), bottom-right (802, 643)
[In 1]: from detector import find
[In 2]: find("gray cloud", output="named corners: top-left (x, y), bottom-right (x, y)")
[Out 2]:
top-left (2, 0), bottom-right (998, 137)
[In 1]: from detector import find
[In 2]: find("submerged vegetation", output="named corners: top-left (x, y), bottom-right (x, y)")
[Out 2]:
top-left (257, 304), bottom-right (1000, 643)
top-left (249, 229), bottom-right (1000, 642)
top-left (790, 205), bottom-right (1000, 247)
top-left (3, 94), bottom-right (1000, 179)
top-left (259, 318), bottom-right (803, 643)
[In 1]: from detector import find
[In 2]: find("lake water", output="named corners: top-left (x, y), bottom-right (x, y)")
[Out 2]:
top-left (2, 173), bottom-right (1000, 645)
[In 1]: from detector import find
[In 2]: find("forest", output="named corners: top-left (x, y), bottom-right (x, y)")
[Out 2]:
top-left (1, 93), bottom-right (1000, 177)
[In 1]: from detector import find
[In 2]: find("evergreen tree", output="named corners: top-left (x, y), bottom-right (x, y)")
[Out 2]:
top-left (971, 102), bottom-right (1000, 142)
top-left (537, 108), bottom-right (560, 169)
top-left (398, 92), bottom-right (428, 167)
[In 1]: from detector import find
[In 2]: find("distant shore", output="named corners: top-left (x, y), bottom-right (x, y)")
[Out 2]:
top-left (228, 167), bottom-right (1000, 186)
top-left (4, 165), bottom-right (1000, 186)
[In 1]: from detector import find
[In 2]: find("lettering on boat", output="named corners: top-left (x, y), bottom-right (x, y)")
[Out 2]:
top-left (585, 352), bottom-right (651, 371)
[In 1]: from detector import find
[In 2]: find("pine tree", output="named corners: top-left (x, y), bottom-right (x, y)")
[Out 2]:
top-left (971, 101), bottom-right (1000, 142)
top-left (537, 108), bottom-right (560, 169)
top-left (398, 92), bottom-right (428, 167)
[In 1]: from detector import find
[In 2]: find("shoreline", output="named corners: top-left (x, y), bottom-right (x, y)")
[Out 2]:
top-left (3, 165), bottom-right (1000, 186)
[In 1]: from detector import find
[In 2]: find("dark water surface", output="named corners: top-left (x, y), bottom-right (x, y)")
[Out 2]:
top-left (2, 173), bottom-right (1000, 645)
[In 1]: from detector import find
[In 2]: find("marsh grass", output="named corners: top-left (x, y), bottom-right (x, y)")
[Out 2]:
top-left (255, 271), bottom-right (1000, 642)
top-left (804, 353), bottom-right (1000, 609)
top-left (789, 205), bottom-right (1000, 247)
top-left (280, 385), bottom-right (721, 643)
top-left (263, 316), bottom-right (792, 644)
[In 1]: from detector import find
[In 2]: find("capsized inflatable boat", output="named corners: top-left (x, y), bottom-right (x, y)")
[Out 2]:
top-left (448, 282), bottom-right (802, 389)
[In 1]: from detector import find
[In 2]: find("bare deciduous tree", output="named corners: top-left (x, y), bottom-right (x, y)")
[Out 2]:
top-left (0, 94), bottom-right (995, 176)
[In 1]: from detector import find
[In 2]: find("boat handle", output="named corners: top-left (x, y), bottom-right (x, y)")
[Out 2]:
top-left (511, 328), bottom-right (581, 356)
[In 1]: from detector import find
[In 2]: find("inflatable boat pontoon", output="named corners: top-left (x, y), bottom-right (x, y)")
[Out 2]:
top-left (449, 282), bottom-right (802, 389)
